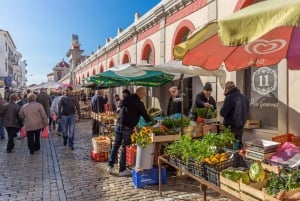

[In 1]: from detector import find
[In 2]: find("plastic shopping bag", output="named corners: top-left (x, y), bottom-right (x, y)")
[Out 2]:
top-left (20, 127), bottom-right (27, 138)
top-left (41, 127), bottom-right (49, 138)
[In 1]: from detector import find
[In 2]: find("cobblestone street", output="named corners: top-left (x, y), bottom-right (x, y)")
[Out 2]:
top-left (0, 119), bottom-right (227, 201)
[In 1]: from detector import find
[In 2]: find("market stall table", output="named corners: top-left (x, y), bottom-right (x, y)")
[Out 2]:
top-left (158, 156), bottom-right (242, 201)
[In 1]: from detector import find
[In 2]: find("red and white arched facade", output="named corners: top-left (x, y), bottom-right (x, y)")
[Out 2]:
top-left (69, 0), bottom-right (300, 135)
top-left (74, 0), bottom-right (247, 83)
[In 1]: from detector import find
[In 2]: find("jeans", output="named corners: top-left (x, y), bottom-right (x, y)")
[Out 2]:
top-left (61, 115), bottom-right (76, 148)
top-left (27, 129), bottom-right (41, 153)
top-left (0, 119), bottom-right (5, 138)
top-left (108, 125), bottom-right (133, 172)
top-left (57, 120), bottom-right (62, 132)
top-left (6, 127), bottom-right (18, 151)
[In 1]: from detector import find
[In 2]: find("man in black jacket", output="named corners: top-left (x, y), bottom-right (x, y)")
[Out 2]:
top-left (107, 87), bottom-right (150, 176)
top-left (58, 86), bottom-right (81, 150)
top-left (220, 81), bottom-right (249, 148)
top-left (91, 90), bottom-right (107, 136)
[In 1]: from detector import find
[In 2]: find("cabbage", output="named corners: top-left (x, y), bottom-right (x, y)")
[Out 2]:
top-left (249, 162), bottom-right (265, 182)
top-left (239, 171), bottom-right (250, 184)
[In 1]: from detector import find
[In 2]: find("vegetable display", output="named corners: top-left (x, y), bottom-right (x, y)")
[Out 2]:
top-left (194, 107), bottom-right (217, 119)
top-left (162, 117), bottom-right (190, 129)
top-left (222, 169), bottom-right (250, 184)
top-left (249, 162), bottom-right (266, 182)
top-left (165, 130), bottom-right (235, 163)
top-left (288, 170), bottom-right (300, 190)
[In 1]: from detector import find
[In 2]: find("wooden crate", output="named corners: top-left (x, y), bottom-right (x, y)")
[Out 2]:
top-left (202, 124), bottom-right (218, 135)
top-left (220, 175), bottom-right (241, 199)
top-left (263, 189), bottom-right (280, 201)
top-left (151, 133), bottom-right (180, 143)
top-left (240, 180), bottom-right (267, 201)
top-left (261, 162), bottom-right (281, 174)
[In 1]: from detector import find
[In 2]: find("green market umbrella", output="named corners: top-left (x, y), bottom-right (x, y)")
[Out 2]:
top-left (92, 63), bottom-right (175, 87)
top-left (84, 76), bottom-right (127, 88)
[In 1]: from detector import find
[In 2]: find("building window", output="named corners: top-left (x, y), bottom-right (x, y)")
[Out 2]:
top-left (244, 65), bottom-right (278, 130)
top-left (57, 71), bottom-right (62, 80)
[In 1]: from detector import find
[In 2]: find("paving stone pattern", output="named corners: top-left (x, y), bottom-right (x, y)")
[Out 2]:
top-left (0, 119), bottom-right (229, 201)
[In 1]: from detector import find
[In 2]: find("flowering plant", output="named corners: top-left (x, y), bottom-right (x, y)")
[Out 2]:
top-left (131, 127), bottom-right (152, 148)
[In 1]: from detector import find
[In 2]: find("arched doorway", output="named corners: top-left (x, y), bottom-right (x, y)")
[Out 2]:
top-left (109, 59), bottom-right (115, 68)
top-left (141, 39), bottom-right (155, 64)
top-left (122, 51), bottom-right (131, 64)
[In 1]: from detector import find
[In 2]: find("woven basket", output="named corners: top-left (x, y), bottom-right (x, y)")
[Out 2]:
top-left (92, 136), bottom-right (110, 153)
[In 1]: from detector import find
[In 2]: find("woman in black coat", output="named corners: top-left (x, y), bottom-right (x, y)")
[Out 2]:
top-left (0, 93), bottom-right (22, 153)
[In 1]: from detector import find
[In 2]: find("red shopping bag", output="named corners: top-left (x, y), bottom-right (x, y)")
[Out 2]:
top-left (20, 127), bottom-right (27, 138)
top-left (41, 127), bottom-right (49, 138)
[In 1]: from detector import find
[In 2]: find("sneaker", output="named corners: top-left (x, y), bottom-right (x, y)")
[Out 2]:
top-left (119, 169), bottom-right (131, 177)
top-left (63, 140), bottom-right (67, 146)
top-left (56, 132), bottom-right (62, 136)
top-left (69, 147), bottom-right (74, 150)
top-left (106, 166), bottom-right (113, 174)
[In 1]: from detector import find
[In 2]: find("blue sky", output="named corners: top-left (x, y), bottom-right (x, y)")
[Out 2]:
top-left (0, 0), bottom-right (161, 85)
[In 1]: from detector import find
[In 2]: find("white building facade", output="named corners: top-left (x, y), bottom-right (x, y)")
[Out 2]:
top-left (0, 29), bottom-right (27, 90)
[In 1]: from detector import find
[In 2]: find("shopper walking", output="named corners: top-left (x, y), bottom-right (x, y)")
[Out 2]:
top-left (220, 81), bottom-right (249, 148)
top-left (19, 93), bottom-right (48, 155)
top-left (0, 94), bottom-right (7, 140)
top-left (0, 94), bottom-right (22, 153)
top-left (36, 88), bottom-right (52, 129)
top-left (50, 92), bottom-right (64, 136)
top-left (58, 86), bottom-right (81, 150)
top-left (107, 87), bottom-right (150, 176)
top-left (91, 90), bottom-right (107, 136)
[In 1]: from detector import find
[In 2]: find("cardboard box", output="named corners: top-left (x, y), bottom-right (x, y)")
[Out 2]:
top-left (245, 120), bottom-right (261, 129)
top-left (202, 124), bottom-right (218, 135)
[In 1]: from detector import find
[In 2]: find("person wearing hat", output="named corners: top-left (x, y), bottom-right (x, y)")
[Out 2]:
top-left (220, 81), bottom-right (249, 148)
top-left (194, 82), bottom-right (216, 110)
top-left (167, 86), bottom-right (182, 116)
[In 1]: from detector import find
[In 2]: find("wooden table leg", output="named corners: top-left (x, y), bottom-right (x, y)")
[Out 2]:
top-left (158, 158), bottom-right (162, 196)
top-left (200, 184), bottom-right (207, 201)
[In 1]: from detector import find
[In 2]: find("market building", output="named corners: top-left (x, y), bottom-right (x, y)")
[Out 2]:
top-left (58, 0), bottom-right (300, 139)
top-left (0, 29), bottom-right (27, 92)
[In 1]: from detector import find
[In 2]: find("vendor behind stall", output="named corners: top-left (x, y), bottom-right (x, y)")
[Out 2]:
top-left (91, 90), bottom-right (107, 136)
top-left (194, 82), bottom-right (216, 110)
top-left (167, 86), bottom-right (182, 116)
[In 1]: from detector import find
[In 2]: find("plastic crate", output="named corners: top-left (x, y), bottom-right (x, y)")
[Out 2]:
top-left (126, 145), bottom-right (137, 166)
top-left (176, 159), bottom-right (191, 172)
top-left (205, 153), bottom-right (239, 186)
top-left (90, 151), bottom-right (109, 162)
top-left (188, 160), bottom-right (206, 179)
top-left (132, 166), bottom-right (167, 188)
top-left (205, 166), bottom-right (220, 186)
top-left (166, 155), bottom-right (178, 166)
top-left (272, 133), bottom-right (300, 146)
